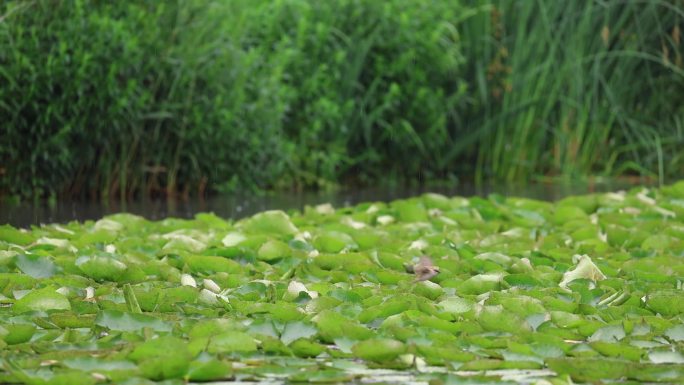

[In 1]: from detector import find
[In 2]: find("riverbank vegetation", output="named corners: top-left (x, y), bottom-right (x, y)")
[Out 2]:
top-left (1, 0), bottom-right (683, 199)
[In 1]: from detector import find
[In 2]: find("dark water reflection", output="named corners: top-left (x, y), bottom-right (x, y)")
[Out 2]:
top-left (1, 180), bottom-right (653, 228)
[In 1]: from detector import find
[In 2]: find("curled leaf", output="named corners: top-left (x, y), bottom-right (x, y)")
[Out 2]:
top-left (559, 254), bottom-right (606, 290)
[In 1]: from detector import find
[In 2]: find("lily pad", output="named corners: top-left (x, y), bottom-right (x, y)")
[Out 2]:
top-left (208, 331), bottom-right (257, 353)
top-left (2, 182), bottom-right (684, 384)
top-left (242, 210), bottom-right (298, 236)
top-left (13, 287), bottom-right (71, 313)
top-left (75, 255), bottom-right (127, 281)
top-left (351, 338), bottom-right (406, 362)
top-left (15, 254), bottom-right (59, 278)
top-left (95, 310), bottom-right (171, 332)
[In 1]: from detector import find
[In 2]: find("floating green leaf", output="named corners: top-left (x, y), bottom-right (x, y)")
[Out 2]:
top-left (1, 323), bottom-right (36, 344)
top-left (95, 310), bottom-right (171, 332)
top-left (208, 332), bottom-right (257, 353)
top-left (75, 255), bottom-right (127, 281)
top-left (15, 254), bottom-right (58, 278)
top-left (351, 338), bottom-right (406, 362)
top-left (2, 182), bottom-right (684, 384)
top-left (13, 287), bottom-right (71, 313)
top-left (0, 225), bottom-right (34, 245)
top-left (242, 210), bottom-right (298, 236)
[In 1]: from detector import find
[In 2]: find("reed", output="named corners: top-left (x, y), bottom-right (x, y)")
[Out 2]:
top-left (461, 0), bottom-right (684, 183)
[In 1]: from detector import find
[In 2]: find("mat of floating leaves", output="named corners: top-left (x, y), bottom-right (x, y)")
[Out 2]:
top-left (2, 183), bottom-right (684, 384)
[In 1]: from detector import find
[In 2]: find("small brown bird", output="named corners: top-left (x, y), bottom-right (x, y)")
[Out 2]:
top-left (411, 256), bottom-right (440, 282)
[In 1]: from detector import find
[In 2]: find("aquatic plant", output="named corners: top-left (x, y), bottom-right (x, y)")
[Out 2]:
top-left (2, 183), bottom-right (684, 383)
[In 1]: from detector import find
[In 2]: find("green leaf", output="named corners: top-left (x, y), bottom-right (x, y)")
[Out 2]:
top-left (412, 281), bottom-right (443, 300)
top-left (0, 225), bottom-right (34, 245)
top-left (589, 341), bottom-right (644, 361)
top-left (187, 354), bottom-right (232, 381)
top-left (392, 200), bottom-right (428, 222)
top-left (190, 319), bottom-right (245, 339)
top-left (546, 357), bottom-right (630, 381)
top-left (313, 231), bottom-right (357, 253)
top-left (129, 336), bottom-right (191, 362)
top-left (257, 239), bottom-right (291, 261)
top-left (2, 324), bottom-right (36, 344)
top-left (588, 325), bottom-right (626, 342)
top-left (553, 206), bottom-right (588, 225)
top-left (289, 369), bottom-right (356, 383)
top-left (313, 310), bottom-right (374, 341)
top-left (438, 297), bottom-right (473, 316)
top-left (123, 283), bottom-right (142, 313)
top-left (95, 310), bottom-right (171, 332)
top-left (75, 255), bottom-right (127, 281)
top-left (351, 338), bottom-right (406, 362)
top-left (645, 290), bottom-right (684, 316)
top-left (457, 273), bottom-right (503, 294)
top-left (242, 210), bottom-right (298, 236)
top-left (649, 351), bottom-right (684, 364)
top-left (477, 305), bottom-right (531, 334)
top-left (290, 338), bottom-right (325, 358)
top-left (184, 255), bottom-right (241, 274)
top-left (49, 312), bottom-right (96, 328)
top-left (13, 287), bottom-right (71, 313)
top-left (15, 254), bottom-right (58, 278)
top-left (664, 324), bottom-right (684, 342)
top-left (138, 355), bottom-right (190, 380)
top-left (280, 321), bottom-right (318, 345)
top-left (208, 332), bottom-right (257, 353)
top-left (46, 370), bottom-right (96, 385)
top-left (63, 357), bottom-right (137, 371)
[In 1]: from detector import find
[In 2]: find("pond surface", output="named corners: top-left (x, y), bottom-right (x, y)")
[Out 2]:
top-left (2, 178), bottom-right (682, 385)
top-left (1, 180), bottom-right (652, 228)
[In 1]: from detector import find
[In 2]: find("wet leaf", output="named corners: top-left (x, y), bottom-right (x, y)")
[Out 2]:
top-left (257, 239), bottom-right (291, 261)
top-left (281, 321), bottom-right (318, 345)
top-left (242, 210), bottom-right (298, 236)
top-left (352, 338), bottom-right (406, 362)
top-left (13, 287), bottom-right (71, 313)
top-left (3, 183), bottom-right (684, 384)
top-left (0, 225), bottom-right (34, 245)
top-left (184, 255), bottom-right (241, 274)
top-left (457, 273), bottom-right (503, 294)
top-left (645, 290), bottom-right (684, 316)
top-left (2, 323), bottom-right (36, 344)
top-left (546, 357), bottom-right (630, 381)
top-left (649, 351), bottom-right (684, 364)
top-left (208, 331), bottom-right (257, 353)
top-left (313, 231), bottom-right (357, 253)
top-left (75, 255), bottom-right (127, 281)
top-left (95, 310), bottom-right (171, 332)
top-left (290, 338), bottom-right (325, 358)
top-left (438, 297), bottom-right (473, 316)
top-left (15, 254), bottom-right (58, 278)
top-left (558, 254), bottom-right (606, 289)
top-left (588, 324), bottom-right (626, 342)
top-left (664, 324), bottom-right (684, 341)
top-left (187, 354), bottom-right (232, 381)
top-left (289, 369), bottom-right (356, 383)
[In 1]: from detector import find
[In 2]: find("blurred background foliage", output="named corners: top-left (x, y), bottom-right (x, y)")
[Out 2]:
top-left (1, 0), bottom-right (683, 200)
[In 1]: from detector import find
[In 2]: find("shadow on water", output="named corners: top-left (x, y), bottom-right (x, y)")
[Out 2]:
top-left (1, 180), bottom-right (654, 228)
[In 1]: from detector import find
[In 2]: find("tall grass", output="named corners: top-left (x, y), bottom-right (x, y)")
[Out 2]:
top-left (0, 0), bottom-right (290, 199)
top-left (460, 0), bottom-right (684, 183)
top-left (0, 0), bottom-right (683, 199)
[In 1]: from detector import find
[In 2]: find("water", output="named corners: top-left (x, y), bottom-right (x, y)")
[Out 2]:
top-left (0, 180), bottom-right (649, 228)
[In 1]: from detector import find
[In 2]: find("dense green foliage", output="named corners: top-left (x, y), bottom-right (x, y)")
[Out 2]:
top-left (2, 183), bottom-right (684, 383)
top-left (1, 0), bottom-right (683, 198)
